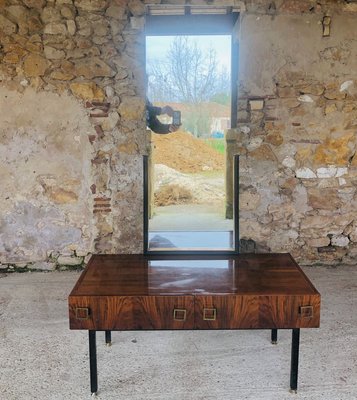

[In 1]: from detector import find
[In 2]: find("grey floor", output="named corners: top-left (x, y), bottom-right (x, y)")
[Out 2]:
top-left (150, 204), bottom-right (233, 231)
top-left (0, 265), bottom-right (356, 400)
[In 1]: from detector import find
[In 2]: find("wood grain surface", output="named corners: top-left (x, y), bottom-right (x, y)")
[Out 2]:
top-left (69, 295), bottom-right (194, 330)
top-left (68, 253), bottom-right (320, 330)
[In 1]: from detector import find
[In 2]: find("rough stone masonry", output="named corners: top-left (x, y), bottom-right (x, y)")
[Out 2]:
top-left (0, 0), bottom-right (357, 269)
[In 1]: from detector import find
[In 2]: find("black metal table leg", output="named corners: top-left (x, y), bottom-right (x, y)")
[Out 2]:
top-left (290, 328), bottom-right (300, 393)
top-left (89, 330), bottom-right (98, 395)
top-left (271, 329), bottom-right (278, 344)
top-left (105, 330), bottom-right (112, 346)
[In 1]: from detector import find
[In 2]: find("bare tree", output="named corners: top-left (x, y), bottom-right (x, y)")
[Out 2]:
top-left (212, 67), bottom-right (231, 105)
top-left (147, 37), bottom-right (225, 104)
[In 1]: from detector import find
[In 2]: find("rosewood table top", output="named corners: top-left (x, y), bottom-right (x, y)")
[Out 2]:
top-left (70, 253), bottom-right (319, 297)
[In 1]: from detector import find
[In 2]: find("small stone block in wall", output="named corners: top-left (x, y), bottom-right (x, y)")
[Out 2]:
top-left (91, 155), bottom-right (108, 165)
top-left (88, 134), bottom-right (96, 144)
top-left (57, 256), bottom-right (83, 266)
top-left (94, 203), bottom-right (111, 208)
top-left (249, 99), bottom-right (264, 110)
top-left (316, 167), bottom-right (348, 178)
top-left (93, 197), bottom-right (111, 213)
top-left (94, 197), bottom-right (111, 202)
top-left (296, 168), bottom-right (317, 179)
top-left (92, 101), bottom-right (110, 110)
top-left (331, 235), bottom-right (349, 247)
top-left (85, 101), bottom-right (110, 111)
top-left (94, 125), bottom-right (105, 138)
top-left (90, 111), bottom-right (109, 118)
top-left (322, 16), bottom-right (331, 37)
top-left (318, 246), bottom-right (336, 253)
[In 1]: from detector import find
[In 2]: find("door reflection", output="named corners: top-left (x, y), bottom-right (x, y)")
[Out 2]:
top-left (148, 259), bottom-right (235, 294)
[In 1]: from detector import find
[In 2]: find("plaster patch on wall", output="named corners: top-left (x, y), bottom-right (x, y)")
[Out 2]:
top-left (0, 87), bottom-right (94, 261)
top-left (0, 202), bottom-right (82, 263)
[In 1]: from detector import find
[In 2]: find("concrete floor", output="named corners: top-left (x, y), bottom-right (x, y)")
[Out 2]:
top-left (150, 204), bottom-right (233, 231)
top-left (0, 265), bottom-right (356, 400)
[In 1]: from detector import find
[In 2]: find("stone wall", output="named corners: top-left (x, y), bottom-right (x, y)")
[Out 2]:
top-left (236, 0), bottom-right (357, 264)
top-left (0, 0), bottom-right (147, 270)
top-left (1, 0), bottom-right (357, 268)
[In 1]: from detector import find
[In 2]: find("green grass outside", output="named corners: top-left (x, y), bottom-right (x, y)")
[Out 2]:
top-left (203, 138), bottom-right (225, 154)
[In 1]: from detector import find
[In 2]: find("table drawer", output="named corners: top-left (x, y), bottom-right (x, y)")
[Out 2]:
top-left (69, 295), bottom-right (194, 330)
top-left (194, 295), bottom-right (320, 329)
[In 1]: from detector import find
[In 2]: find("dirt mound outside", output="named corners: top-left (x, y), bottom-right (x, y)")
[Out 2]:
top-left (154, 164), bottom-right (224, 206)
top-left (152, 130), bottom-right (224, 173)
top-left (154, 184), bottom-right (194, 206)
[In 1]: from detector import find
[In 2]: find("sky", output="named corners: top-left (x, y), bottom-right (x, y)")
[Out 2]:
top-left (146, 35), bottom-right (231, 71)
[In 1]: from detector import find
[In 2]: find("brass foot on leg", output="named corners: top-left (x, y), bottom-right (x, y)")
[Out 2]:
top-left (106, 341), bottom-right (112, 347)
top-left (289, 389), bottom-right (297, 394)
top-left (91, 392), bottom-right (97, 396)
top-left (271, 340), bottom-right (277, 345)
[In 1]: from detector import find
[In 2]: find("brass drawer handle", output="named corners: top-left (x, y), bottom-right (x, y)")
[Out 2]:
top-left (203, 308), bottom-right (217, 321)
top-left (299, 305), bottom-right (313, 318)
top-left (173, 309), bottom-right (187, 321)
top-left (75, 307), bottom-right (90, 320)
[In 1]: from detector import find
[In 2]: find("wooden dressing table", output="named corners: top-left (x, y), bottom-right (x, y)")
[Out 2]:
top-left (68, 253), bottom-right (320, 395)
